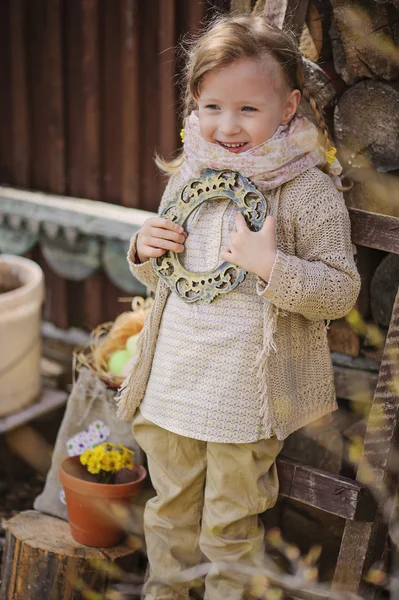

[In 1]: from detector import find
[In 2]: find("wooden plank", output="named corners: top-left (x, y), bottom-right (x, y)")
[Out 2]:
top-left (5, 425), bottom-right (53, 475)
top-left (263, 0), bottom-right (310, 39)
top-left (0, 388), bottom-right (68, 434)
top-left (230, 0), bottom-right (252, 14)
top-left (104, 277), bottom-right (126, 324)
top-left (331, 352), bottom-right (380, 373)
top-left (81, 0), bottom-right (103, 329)
top-left (0, 0), bottom-right (13, 185)
top-left (349, 208), bottom-right (399, 255)
top-left (277, 457), bottom-right (376, 521)
top-left (29, 0), bottom-right (65, 194)
top-left (158, 0), bottom-right (177, 162)
top-left (102, 0), bottom-right (122, 205)
top-left (64, 0), bottom-right (84, 198)
top-left (81, 0), bottom-right (101, 200)
top-left (64, 0), bottom-right (101, 199)
top-left (64, 0), bottom-right (88, 330)
top-left (333, 289), bottom-right (399, 597)
top-left (83, 274), bottom-right (105, 330)
top-left (141, 0), bottom-right (161, 212)
top-left (120, 0), bottom-right (141, 208)
top-left (28, 0), bottom-right (68, 327)
top-left (187, 0), bottom-right (207, 32)
top-left (10, 0), bottom-right (30, 187)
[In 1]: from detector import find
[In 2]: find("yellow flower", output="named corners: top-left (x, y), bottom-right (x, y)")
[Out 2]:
top-left (87, 455), bottom-right (101, 475)
top-left (80, 442), bottom-right (135, 481)
top-left (180, 128), bottom-right (185, 143)
top-left (99, 453), bottom-right (114, 472)
top-left (80, 449), bottom-right (91, 466)
top-left (326, 146), bottom-right (337, 164)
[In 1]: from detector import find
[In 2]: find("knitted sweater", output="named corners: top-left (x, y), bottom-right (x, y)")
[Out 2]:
top-left (118, 166), bottom-right (361, 440)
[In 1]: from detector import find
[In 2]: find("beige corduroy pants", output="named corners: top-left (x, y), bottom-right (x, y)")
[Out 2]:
top-left (132, 410), bottom-right (283, 600)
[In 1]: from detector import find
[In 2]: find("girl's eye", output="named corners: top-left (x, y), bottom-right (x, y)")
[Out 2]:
top-left (205, 104), bottom-right (219, 110)
top-left (242, 106), bottom-right (257, 112)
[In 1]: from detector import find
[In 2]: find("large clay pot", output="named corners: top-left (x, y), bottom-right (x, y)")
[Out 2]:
top-left (59, 455), bottom-right (146, 547)
top-left (0, 255), bottom-right (44, 416)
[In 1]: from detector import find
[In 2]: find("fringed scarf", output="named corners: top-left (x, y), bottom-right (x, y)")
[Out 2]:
top-left (181, 111), bottom-right (342, 186)
top-left (117, 113), bottom-right (342, 425)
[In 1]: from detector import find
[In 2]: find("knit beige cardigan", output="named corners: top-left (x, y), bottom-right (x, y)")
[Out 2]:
top-left (117, 166), bottom-right (361, 440)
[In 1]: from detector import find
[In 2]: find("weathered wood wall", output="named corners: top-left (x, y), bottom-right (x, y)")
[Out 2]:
top-left (0, 0), bottom-right (229, 329)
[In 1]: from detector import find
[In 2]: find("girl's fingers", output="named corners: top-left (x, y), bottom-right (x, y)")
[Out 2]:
top-left (149, 226), bottom-right (186, 245)
top-left (145, 238), bottom-right (185, 253)
top-left (220, 248), bottom-right (232, 262)
top-left (152, 218), bottom-right (185, 234)
top-left (142, 246), bottom-right (167, 258)
top-left (139, 218), bottom-right (188, 259)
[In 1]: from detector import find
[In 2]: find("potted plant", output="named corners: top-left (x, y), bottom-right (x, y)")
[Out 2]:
top-left (59, 442), bottom-right (146, 547)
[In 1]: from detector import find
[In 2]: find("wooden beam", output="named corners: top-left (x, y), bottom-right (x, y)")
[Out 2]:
top-left (333, 289), bottom-right (399, 596)
top-left (349, 208), bottom-right (399, 255)
top-left (0, 388), bottom-right (68, 434)
top-left (10, 0), bottom-right (30, 187)
top-left (5, 425), bottom-right (53, 475)
top-left (277, 457), bottom-right (376, 521)
top-left (121, 0), bottom-right (141, 208)
top-left (158, 0), bottom-right (177, 161)
top-left (263, 0), bottom-right (310, 39)
top-left (230, 0), bottom-right (252, 14)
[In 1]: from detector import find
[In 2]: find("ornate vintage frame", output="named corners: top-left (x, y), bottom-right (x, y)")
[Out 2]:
top-left (152, 169), bottom-right (268, 303)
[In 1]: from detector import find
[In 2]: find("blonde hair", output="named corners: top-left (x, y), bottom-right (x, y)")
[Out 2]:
top-left (156, 14), bottom-right (335, 177)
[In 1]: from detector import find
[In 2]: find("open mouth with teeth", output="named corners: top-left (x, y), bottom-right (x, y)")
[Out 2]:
top-left (217, 141), bottom-right (249, 153)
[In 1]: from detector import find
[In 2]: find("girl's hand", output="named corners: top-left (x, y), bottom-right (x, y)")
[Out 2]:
top-left (220, 212), bottom-right (277, 282)
top-left (136, 217), bottom-right (187, 263)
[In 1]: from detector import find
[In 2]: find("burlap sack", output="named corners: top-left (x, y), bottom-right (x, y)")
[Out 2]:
top-left (34, 366), bottom-right (142, 520)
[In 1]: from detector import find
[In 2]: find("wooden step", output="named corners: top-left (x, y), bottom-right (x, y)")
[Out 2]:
top-left (277, 457), bottom-right (376, 521)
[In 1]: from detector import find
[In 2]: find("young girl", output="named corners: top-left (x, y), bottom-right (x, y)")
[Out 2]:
top-left (117, 14), bottom-right (361, 600)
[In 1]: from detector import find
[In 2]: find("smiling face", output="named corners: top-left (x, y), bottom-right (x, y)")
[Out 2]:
top-left (197, 56), bottom-right (300, 153)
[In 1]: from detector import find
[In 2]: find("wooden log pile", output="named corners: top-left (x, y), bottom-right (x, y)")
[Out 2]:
top-left (254, 0), bottom-right (399, 584)
top-left (284, 0), bottom-right (399, 361)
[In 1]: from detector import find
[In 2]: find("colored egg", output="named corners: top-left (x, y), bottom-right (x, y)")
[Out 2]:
top-left (126, 333), bottom-right (140, 357)
top-left (108, 349), bottom-right (131, 376)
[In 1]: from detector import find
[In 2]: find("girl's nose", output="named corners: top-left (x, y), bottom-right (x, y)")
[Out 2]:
top-left (219, 113), bottom-right (241, 136)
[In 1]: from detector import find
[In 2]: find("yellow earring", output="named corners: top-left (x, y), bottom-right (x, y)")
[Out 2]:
top-left (180, 129), bottom-right (185, 143)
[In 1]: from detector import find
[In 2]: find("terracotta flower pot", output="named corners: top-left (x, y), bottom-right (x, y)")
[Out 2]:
top-left (59, 455), bottom-right (147, 547)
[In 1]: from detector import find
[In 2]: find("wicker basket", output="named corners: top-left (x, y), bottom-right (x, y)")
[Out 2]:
top-left (74, 297), bottom-right (153, 389)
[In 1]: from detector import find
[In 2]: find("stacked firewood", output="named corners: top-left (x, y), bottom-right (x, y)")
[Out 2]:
top-left (232, 1), bottom-right (399, 361)
top-left (291, 0), bottom-right (399, 360)
top-left (231, 0), bottom-right (399, 580)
